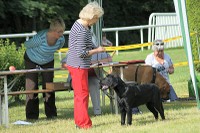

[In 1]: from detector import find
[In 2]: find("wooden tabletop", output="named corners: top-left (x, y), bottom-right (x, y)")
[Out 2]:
top-left (0, 62), bottom-right (127, 76)
top-left (0, 68), bottom-right (65, 76)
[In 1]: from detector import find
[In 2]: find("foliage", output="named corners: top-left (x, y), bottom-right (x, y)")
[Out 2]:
top-left (186, 0), bottom-right (200, 72)
top-left (102, 0), bottom-right (175, 45)
top-left (0, 0), bottom-right (174, 46)
top-left (0, 0), bottom-right (88, 34)
top-left (0, 39), bottom-right (25, 92)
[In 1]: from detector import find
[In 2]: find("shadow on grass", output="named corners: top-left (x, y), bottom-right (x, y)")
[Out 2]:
top-left (7, 92), bottom-right (199, 126)
top-left (137, 100), bottom-right (197, 114)
top-left (8, 92), bottom-right (74, 107)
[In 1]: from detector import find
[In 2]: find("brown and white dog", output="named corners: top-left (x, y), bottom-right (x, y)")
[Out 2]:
top-left (112, 64), bottom-right (170, 99)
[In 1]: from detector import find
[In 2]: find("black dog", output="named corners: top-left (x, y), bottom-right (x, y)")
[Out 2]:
top-left (100, 74), bottom-right (165, 125)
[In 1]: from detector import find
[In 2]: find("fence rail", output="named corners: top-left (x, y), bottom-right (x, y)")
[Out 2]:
top-left (0, 24), bottom-right (179, 47)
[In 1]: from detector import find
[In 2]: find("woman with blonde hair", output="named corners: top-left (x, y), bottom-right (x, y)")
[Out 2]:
top-left (65, 1), bottom-right (104, 129)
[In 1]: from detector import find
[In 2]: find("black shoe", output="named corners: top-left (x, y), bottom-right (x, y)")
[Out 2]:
top-left (132, 107), bottom-right (142, 114)
top-left (47, 115), bottom-right (57, 119)
top-left (75, 125), bottom-right (80, 129)
top-left (26, 118), bottom-right (38, 121)
top-left (94, 114), bottom-right (101, 117)
top-left (162, 99), bottom-right (171, 102)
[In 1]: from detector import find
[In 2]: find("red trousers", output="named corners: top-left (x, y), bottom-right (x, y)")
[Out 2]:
top-left (67, 66), bottom-right (92, 128)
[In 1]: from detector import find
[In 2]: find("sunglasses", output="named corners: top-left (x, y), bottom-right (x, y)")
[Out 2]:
top-left (155, 42), bottom-right (164, 46)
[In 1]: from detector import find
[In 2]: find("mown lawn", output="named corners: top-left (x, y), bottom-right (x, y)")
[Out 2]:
top-left (1, 47), bottom-right (200, 133)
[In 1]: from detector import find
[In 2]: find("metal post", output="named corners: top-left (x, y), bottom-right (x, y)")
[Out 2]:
top-left (140, 28), bottom-right (144, 51)
top-left (116, 31), bottom-right (119, 55)
top-left (0, 90), bottom-right (2, 125)
top-left (114, 66), bottom-right (124, 114)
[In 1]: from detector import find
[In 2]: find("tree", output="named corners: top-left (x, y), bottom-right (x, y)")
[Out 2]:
top-left (186, 0), bottom-right (200, 72)
top-left (0, 0), bottom-right (175, 46)
top-left (102, 0), bottom-right (174, 45)
top-left (0, 0), bottom-right (87, 33)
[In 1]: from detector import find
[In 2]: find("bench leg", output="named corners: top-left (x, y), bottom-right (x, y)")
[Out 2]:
top-left (101, 91), bottom-right (105, 108)
top-left (0, 95), bottom-right (7, 126)
top-left (3, 76), bottom-right (9, 128)
top-left (2, 97), bottom-right (5, 125)
top-left (0, 95), bottom-right (2, 125)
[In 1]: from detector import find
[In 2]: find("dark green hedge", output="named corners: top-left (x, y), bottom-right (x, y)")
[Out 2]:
top-left (0, 39), bottom-right (25, 92)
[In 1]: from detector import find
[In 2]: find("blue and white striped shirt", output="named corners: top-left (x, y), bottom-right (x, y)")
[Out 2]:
top-left (25, 29), bottom-right (65, 65)
top-left (67, 21), bottom-right (94, 68)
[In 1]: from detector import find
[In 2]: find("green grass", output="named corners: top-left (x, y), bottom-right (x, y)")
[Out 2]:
top-left (1, 47), bottom-right (200, 133)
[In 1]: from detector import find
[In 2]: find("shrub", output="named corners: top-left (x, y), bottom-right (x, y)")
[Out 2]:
top-left (0, 39), bottom-right (26, 92)
top-left (187, 0), bottom-right (200, 72)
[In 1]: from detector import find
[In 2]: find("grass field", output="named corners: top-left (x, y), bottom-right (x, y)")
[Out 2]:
top-left (1, 47), bottom-right (200, 133)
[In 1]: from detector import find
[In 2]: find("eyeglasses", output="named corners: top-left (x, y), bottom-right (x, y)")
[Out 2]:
top-left (56, 30), bottom-right (64, 35)
top-left (155, 42), bottom-right (164, 46)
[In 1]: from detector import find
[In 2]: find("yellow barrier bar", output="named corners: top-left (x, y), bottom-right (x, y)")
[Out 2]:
top-left (54, 74), bottom-right (68, 78)
top-left (174, 60), bottom-right (200, 67)
top-left (57, 32), bottom-right (197, 53)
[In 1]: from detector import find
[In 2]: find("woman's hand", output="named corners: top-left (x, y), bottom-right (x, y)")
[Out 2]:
top-left (96, 46), bottom-right (105, 53)
top-left (88, 46), bottom-right (106, 56)
top-left (62, 63), bottom-right (68, 69)
top-left (168, 66), bottom-right (174, 74)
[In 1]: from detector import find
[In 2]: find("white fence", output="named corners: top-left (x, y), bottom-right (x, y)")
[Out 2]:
top-left (0, 25), bottom-right (180, 47)
top-left (148, 13), bottom-right (183, 48)
top-left (0, 13), bottom-right (182, 51)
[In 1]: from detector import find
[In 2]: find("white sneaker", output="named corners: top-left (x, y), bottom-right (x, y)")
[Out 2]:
top-left (166, 100), bottom-right (171, 102)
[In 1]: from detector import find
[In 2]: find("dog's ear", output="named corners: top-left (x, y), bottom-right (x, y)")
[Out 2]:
top-left (111, 74), bottom-right (119, 87)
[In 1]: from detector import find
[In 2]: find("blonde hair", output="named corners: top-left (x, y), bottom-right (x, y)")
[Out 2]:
top-left (79, 1), bottom-right (104, 20)
top-left (49, 17), bottom-right (65, 31)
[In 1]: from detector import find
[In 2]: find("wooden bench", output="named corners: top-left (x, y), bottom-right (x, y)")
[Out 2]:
top-left (0, 89), bottom-right (53, 95)
top-left (0, 82), bottom-right (71, 96)
top-left (0, 81), bottom-right (72, 127)
top-left (46, 82), bottom-right (72, 91)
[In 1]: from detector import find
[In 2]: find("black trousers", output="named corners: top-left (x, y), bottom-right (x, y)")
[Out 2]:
top-left (24, 52), bottom-right (57, 119)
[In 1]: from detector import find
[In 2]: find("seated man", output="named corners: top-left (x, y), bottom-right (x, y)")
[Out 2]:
top-left (61, 52), bottom-right (112, 115)
top-left (102, 33), bottom-right (113, 47)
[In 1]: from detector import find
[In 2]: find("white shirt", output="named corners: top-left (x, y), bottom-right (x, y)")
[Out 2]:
top-left (145, 53), bottom-right (173, 84)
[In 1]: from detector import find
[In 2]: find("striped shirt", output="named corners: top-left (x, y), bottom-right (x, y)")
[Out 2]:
top-left (67, 21), bottom-right (95, 68)
top-left (25, 29), bottom-right (65, 65)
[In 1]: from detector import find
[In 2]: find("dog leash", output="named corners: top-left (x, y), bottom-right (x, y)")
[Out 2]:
top-left (102, 90), bottom-right (115, 99)
top-left (151, 67), bottom-right (157, 83)
top-left (121, 86), bottom-right (129, 98)
top-left (91, 28), bottom-right (115, 99)
top-left (135, 65), bottom-right (140, 82)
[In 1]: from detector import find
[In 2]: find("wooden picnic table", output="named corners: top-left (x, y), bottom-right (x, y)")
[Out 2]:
top-left (0, 63), bottom-right (127, 128)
